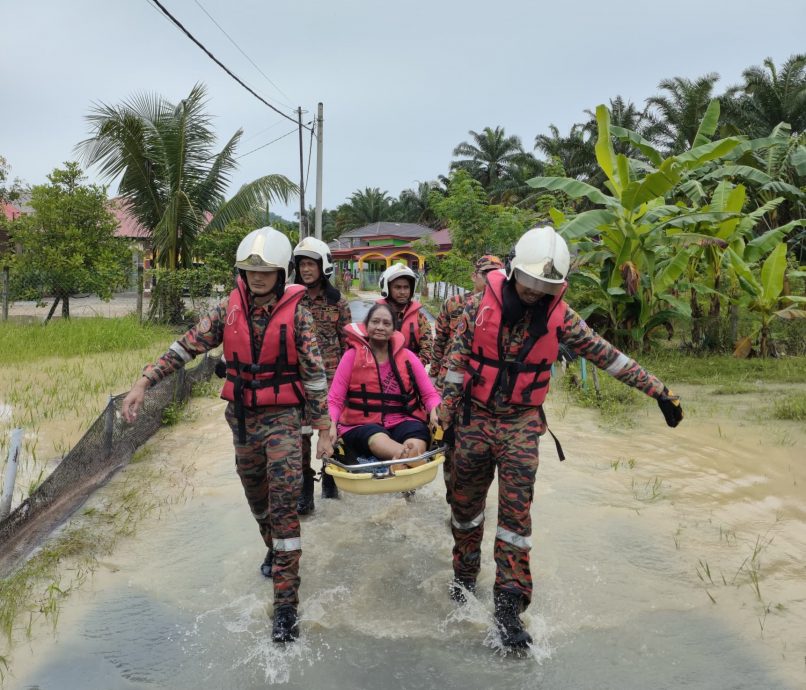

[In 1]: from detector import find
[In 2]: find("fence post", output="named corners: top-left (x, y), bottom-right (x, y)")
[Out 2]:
top-left (0, 428), bottom-right (24, 519)
top-left (177, 366), bottom-right (187, 396)
top-left (104, 395), bottom-right (115, 458)
top-left (135, 249), bottom-right (144, 323)
top-left (1, 266), bottom-right (9, 322)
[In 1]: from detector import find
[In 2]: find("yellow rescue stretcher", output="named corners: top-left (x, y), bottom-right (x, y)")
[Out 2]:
top-left (324, 427), bottom-right (448, 495)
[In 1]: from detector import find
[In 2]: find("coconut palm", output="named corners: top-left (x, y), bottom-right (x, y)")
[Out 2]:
top-left (78, 83), bottom-right (296, 271)
top-left (451, 127), bottom-right (524, 190)
top-left (646, 73), bottom-right (721, 154)
top-left (725, 54), bottom-right (806, 136)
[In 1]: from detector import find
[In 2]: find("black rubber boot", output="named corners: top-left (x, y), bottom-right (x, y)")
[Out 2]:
top-left (259, 548), bottom-right (274, 579)
top-left (321, 471), bottom-right (339, 499)
top-left (449, 576), bottom-right (476, 604)
top-left (271, 605), bottom-right (299, 643)
top-left (493, 590), bottom-right (532, 651)
top-left (297, 470), bottom-right (315, 515)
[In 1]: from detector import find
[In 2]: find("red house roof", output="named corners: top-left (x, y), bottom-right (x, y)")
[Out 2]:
top-left (2, 202), bottom-right (22, 222)
top-left (110, 198), bottom-right (150, 239)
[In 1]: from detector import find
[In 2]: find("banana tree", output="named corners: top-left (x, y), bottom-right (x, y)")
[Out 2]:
top-left (528, 102), bottom-right (743, 349)
top-left (729, 242), bottom-right (806, 356)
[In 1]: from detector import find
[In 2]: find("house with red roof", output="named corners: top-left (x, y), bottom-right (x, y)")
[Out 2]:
top-left (328, 222), bottom-right (452, 289)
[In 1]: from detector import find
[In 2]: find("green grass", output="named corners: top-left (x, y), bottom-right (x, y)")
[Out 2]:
top-left (711, 383), bottom-right (756, 395)
top-left (639, 352), bottom-right (806, 386)
top-left (560, 370), bottom-right (643, 427)
top-left (771, 392), bottom-right (806, 421)
top-left (0, 316), bottom-right (176, 363)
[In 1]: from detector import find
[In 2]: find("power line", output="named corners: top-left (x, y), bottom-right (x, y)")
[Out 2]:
top-left (146, 0), bottom-right (312, 132)
top-left (242, 118), bottom-right (288, 144)
top-left (237, 127), bottom-right (300, 159)
top-left (191, 0), bottom-right (295, 110)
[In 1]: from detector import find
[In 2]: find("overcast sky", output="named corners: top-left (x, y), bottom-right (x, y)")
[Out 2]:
top-left (2, 0), bottom-right (805, 220)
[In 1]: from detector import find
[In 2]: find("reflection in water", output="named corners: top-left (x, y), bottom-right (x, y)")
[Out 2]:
top-left (5, 367), bottom-right (805, 688)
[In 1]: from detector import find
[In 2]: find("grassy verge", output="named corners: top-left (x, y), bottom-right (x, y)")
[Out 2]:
top-left (639, 352), bottom-right (806, 385)
top-left (0, 316), bottom-right (176, 363)
top-left (1, 318), bottom-right (183, 463)
top-left (559, 352), bottom-right (806, 426)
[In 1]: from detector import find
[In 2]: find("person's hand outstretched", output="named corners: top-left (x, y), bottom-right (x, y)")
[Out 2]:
top-left (121, 377), bottom-right (149, 423)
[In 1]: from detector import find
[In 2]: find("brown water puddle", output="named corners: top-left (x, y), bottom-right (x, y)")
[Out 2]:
top-left (3, 382), bottom-right (805, 689)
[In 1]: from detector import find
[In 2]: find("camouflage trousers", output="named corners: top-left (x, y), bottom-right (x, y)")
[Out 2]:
top-left (225, 403), bottom-right (303, 610)
top-left (442, 448), bottom-right (454, 505)
top-left (451, 404), bottom-right (541, 606)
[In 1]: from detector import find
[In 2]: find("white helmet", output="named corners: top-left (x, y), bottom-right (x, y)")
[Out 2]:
top-left (379, 263), bottom-right (417, 298)
top-left (293, 236), bottom-right (334, 278)
top-left (235, 226), bottom-right (293, 280)
top-left (507, 226), bottom-right (570, 295)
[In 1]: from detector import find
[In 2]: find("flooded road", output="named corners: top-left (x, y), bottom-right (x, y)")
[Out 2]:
top-left (3, 301), bottom-right (804, 688)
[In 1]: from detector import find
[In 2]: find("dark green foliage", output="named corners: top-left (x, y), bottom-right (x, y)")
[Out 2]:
top-left (9, 162), bottom-right (129, 319)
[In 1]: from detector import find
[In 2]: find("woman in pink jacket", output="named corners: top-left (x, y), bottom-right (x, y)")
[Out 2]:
top-left (328, 303), bottom-right (440, 460)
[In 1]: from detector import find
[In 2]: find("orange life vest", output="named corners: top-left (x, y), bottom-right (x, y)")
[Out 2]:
top-left (221, 279), bottom-right (307, 408)
top-left (465, 270), bottom-right (567, 408)
top-left (376, 298), bottom-right (423, 353)
top-left (339, 322), bottom-right (425, 426)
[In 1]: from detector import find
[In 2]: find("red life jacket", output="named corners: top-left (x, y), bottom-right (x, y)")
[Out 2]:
top-left (221, 278), bottom-right (307, 408)
top-left (465, 270), bottom-right (567, 408)
top-left (376, 298), bottom-right (423, 353)
top-left (339, 322), bottom-right (426, 426)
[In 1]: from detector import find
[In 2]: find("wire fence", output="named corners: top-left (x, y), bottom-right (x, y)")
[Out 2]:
top-left (0, 354), bottom-right (217, 576)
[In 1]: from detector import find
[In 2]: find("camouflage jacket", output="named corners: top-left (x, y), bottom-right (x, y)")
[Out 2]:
top-left (440, 292), bottom-right (666, 424)
top-left (300, 287), bottom-right (352, 383)
top-left (142, 293), bottom-right (331, 430)
top-left (429, 292), bottom-right (471, 388)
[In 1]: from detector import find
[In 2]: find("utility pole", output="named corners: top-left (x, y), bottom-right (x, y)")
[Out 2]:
top-left (297, 107), bottom-right (307, 239)
top-left (315, 102), bottom-right (323, 240)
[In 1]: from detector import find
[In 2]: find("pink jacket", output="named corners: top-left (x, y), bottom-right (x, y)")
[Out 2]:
top-left (329, 347), bottom-right (441, 434)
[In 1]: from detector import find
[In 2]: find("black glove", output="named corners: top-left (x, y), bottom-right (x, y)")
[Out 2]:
top-left (214, 357), bottom-right (227, 379)
top-left (657, 387), bottom-right (683, 428)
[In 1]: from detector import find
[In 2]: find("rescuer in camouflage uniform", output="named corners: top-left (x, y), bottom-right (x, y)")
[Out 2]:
top-left (293, 236), bottom-right (352, 514)
top-left (377, 263), bottom-right (433, 368)
top-left (429, 255), bottom-right (503, 504)
top-left (438, 226), bottom-right (683, 652)
top-left (121, 226), bottom-right (333, 644)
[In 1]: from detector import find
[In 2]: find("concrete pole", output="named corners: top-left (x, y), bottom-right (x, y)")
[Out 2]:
top-left (0, 428), bottom-right (23, 519)
top-left (315, 102), bottom-right (323, 240)
top-left (1, 266), bottom-right (9, 321)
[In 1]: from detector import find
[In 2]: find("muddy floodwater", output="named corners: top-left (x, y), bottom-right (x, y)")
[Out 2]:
top-left (4, 376), bottom-right (805, 689)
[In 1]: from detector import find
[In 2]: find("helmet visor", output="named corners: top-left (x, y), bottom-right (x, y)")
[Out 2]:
top-left (235, 254), bottom-right (283, 272)
top-left (513, 267), bottom-right (563, 295)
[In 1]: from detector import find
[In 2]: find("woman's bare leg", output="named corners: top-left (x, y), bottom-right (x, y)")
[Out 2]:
top-left (367, 432), bottom-right (406, 459)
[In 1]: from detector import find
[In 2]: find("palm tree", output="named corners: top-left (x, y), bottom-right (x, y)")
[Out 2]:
top-left (534, 123), bottom-right (596, 181)
top-left (335, 187), bottom-right (394, 232)
top-left (78, 83), bottom-right (296, 271)
top-left (725, 54), bottom-right (806, 136)
top-left (583, 96), bottom-right (664, 153)
top-left (395, 181), bottom-right (442, 227)
top-left (646, 73), bottom-right (721, 154)
top-left (451, 127), bottom-right (524, 189)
